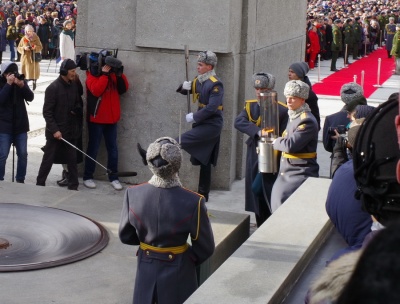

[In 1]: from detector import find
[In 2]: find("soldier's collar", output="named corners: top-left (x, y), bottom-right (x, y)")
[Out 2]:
top-left (198, 70), bottom-right (216, 84)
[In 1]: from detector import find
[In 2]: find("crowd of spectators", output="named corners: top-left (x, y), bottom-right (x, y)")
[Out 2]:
top-left (305, 0), bottom-right (400, 65)
top-left (0, 0), bottom-right (77, 62)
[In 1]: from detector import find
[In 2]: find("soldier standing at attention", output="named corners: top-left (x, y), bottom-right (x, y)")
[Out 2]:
top-left (331, 19), bottom-right (343, 71)
top-left (270, 80), bottom-right (319, 212)
top-left (343, 18), bottom-right (354, 65)
top-left (234, 72), bottom-right (288, 227)
top-left (352, 17), bottom-right (363, 60)
top-left (138, 51), bottom-right (224, 202)
top-left (120, 137), bottom-right (214, 304)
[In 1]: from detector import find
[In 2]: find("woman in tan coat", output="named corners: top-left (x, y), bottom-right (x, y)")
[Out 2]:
top-left (17, 25), bottom-right (42, 90)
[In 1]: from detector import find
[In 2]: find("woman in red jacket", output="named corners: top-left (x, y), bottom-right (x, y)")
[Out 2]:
top-left (308, 23), bottom-right (321, 70)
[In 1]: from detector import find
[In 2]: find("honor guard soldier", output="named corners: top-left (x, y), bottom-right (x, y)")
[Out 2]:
top-left (234, 72), bottom-right (288, 227)
top-left (271, 80), bottom-right (319, 212)
top-left (138, 50), bottom-right (223, 202)
top-left (120, 137), bottom-right (215, 304)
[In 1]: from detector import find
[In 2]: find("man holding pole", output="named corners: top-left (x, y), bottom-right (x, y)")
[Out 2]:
top-left (137, 50), bottom-right (224, 202)
top-left (36, 59), bottom-right (83, 190)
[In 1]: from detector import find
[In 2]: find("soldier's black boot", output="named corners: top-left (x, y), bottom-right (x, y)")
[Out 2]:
top-left (198, 163), bottom-right (212, 202)
top-left (137, 143), bottom-right (148, 165)
top-left (57, 170), bottom-right (69, 187)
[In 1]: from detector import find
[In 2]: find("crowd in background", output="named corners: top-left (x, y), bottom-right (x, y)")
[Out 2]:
top-left (305, 0), bottom-right (400, 67)
top-left (0, 0), bottom-right (77, 62)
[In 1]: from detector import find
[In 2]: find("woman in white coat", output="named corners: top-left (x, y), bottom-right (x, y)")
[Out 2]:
top-left (59, 20), bottom-right (75, 61)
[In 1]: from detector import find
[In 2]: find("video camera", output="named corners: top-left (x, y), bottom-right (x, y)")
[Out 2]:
top-left (76, 49), bottom-right (123, 77)
top-left (328, 125), bottom-right (347, 136)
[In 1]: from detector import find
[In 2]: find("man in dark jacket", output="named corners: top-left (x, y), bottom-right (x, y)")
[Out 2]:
top-left (36, 59), bottom-right (83, 190)
top-left (0, 61), bottom-right (34, 182)
top-left (119, 137), bottom-right (214, 304)
top-left (322, 82), bottom-right (367, 178)
top-left (234, 72), bottom-right (288, 227)
top-left (288, 61), bottom-right (321, 130)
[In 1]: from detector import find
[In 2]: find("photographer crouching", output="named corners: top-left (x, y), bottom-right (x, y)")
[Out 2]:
top-left (0, 62), bottom-right (34, 183)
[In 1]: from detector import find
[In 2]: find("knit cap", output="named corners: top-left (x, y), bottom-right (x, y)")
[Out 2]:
top-left (340, 82), bottom-right (365, 104)
top-left (284, 80), bottom-right (310, 100)
top-left (354, 105), bottom-right (375, 119)
top-left (289, 62), bottom-right (310, 80)
top-left (252, 72), bottom-right (275, 89)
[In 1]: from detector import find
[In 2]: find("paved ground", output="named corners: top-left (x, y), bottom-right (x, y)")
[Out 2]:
top-left (1, 47), bottom-right (399, 303)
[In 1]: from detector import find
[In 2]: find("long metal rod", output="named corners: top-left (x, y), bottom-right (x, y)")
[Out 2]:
top-left (60, 137), bottom-right (110, 173)
top-left (184, 45), bottom-right (191, 113)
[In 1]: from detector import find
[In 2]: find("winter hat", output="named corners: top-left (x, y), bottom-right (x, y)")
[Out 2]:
top-left (252, 72), bottom-right (275, 89)
top-left (60, 59), bottom-right (77, 74)
top-left (340, 82), bottom-right (365, 104)
top-left (284, 80), bottom-right (310, 100)
top-left (197, 50), bottom-right (217, 67)
top-left (147, 137), bottom-right (182, 180)
top-left (289, 62), bottom-right (310, 80)
top-left (354, 105), bottom-right (375, 119)
top-left (63, 20), bottom-right (72, 28)
top-left (1, 62), bottom-right (18, 76)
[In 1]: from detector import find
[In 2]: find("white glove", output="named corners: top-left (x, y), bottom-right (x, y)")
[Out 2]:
top-left (182, 81), bottom-right (192, 90)
top-left (186, 112), bottom-right (195, 123)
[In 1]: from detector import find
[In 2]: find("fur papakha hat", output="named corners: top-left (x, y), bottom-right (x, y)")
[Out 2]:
top-left (197, 50), bottom-right (217, 67)
top-left (340, 82), bottom-right (364, 104)
top-left (283, 80), bottom-right (310, 100)
top-left (146, 137), bottom-right (182, 180)
top-left (252, 72), bottom-right (275, 89)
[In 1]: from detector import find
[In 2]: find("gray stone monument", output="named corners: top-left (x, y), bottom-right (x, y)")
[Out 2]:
top-left (76, 0), bottom-right (307, 191)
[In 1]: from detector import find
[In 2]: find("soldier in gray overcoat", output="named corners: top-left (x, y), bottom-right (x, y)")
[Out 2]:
top-left (138, 51), bottom-right (223, 202)
top-left (234, 72), bottom-right (288, 227)
top-left (120, 137), bottom-right (215, 304)
top-left (271, 80), bottom-right (319, 212)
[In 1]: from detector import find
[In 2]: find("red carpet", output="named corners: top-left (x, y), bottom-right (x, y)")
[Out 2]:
top-left (313, 48), bottom-right (394, 98)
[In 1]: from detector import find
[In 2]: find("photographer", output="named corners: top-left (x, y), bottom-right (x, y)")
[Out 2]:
top-left (0, 61), bottom-right (34, 183)
top-left (323, 82), bottom-right (367, 178)
top-left (83, 54), bottom-right (129, 191)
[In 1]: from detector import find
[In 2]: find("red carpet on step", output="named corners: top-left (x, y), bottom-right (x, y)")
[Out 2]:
top-left (312, 48), bottom-right (394, 98)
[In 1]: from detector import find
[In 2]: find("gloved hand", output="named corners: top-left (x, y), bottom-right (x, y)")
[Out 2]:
top-left (182, 81), bottom-right (192, 90)
top-left (186, 112), bottom-right (195, 123)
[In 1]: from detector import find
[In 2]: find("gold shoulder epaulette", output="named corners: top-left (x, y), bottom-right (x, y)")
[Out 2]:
top-left (209, 76), bottom-right (218, 82)
top-left (300, 112), bottom-right (307, 120)
top-left (245, 99), bottom-right (258, 103)
top-left (278, 101), bottom-right (288, 108)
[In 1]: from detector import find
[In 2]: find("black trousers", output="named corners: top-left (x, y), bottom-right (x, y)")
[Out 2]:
top-left (198, 163), bottom-right (212, 201)
top-left (37, 138), bottom-right (79, 189)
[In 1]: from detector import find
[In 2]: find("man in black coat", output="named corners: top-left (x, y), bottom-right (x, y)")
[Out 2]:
top-left (322, 82), bottom-right (367, 178)
top-left (288, 61), bottom-right (321, 130)
top-left (36, 59), bottom-right (83, 190)
top-left (0, 61), bottom-right (34, 183)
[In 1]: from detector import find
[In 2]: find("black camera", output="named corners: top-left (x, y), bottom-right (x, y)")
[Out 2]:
top-left (328, 125), bottom-right (347, 136)
top-left (13, 72), bottom-right (25, 81)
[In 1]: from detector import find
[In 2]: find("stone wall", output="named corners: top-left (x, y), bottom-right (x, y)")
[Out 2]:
top-left (76, 0), bottom-right (307, 190)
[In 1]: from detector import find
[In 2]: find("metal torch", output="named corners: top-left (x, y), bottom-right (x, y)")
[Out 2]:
top-left (257, 91), bottom-right (279, 173)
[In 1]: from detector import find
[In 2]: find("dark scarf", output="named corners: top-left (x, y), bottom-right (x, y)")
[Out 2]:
top-left (62, 29), bottom-right (74, 41)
